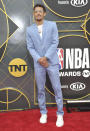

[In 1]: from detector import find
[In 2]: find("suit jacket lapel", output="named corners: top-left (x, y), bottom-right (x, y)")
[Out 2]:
top-left (33, 24), bottom-right (42, 42)
top-left (42, 20), bottom-right (47, 42)
top-left (33, 20), bottom-right (47, 43)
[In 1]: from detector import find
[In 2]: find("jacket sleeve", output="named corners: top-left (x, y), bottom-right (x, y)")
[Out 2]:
top-left (26, 29), bottom-right (41, 62)
top-left (45, 22), bottom-right (59, 60)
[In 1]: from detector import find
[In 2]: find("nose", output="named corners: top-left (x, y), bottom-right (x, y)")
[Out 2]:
top-left (37, 12), bottom-right (41, 16)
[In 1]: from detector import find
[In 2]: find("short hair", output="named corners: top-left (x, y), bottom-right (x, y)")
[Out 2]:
top-left (33, 4), bottom-right (46, 12)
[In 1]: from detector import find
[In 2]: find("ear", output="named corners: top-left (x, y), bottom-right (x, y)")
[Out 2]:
top-left (44, 12), bottom-right (46, 17)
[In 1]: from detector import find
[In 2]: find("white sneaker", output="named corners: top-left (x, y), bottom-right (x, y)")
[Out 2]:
top-left (40, 114), bottom-right (47, 124)
top-left (56, 115), bottom-right (64, 127)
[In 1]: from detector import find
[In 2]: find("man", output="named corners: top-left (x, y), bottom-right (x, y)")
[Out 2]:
top-left (26, 4), bottom-right (64, 127)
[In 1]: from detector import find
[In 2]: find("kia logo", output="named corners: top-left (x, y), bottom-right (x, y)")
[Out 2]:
top-left (71, 0), bottom-right (88, 7)
top-left (70, 82), bottom-right (86, 91)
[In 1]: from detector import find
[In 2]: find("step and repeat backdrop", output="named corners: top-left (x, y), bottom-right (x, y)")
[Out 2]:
top-left (0, 0), bottom-right (90, 111)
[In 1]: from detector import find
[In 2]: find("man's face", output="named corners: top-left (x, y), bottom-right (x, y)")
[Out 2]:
top-left (34, 7), bottom-right (46, 21)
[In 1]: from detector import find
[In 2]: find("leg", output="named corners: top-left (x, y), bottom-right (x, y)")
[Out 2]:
top-left (46, 65), bottom-right (64, 116)
top-left (35, 66), bottom-right (47, 114)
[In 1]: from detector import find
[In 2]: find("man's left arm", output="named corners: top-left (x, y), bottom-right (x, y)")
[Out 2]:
top-left (45, 22), bottom-right (59, 60)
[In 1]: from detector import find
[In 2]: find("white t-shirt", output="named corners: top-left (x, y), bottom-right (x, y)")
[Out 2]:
top-left (38, 24), bottom-right (43, 38)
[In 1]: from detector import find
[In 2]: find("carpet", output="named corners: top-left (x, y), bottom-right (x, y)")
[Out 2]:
top-left (0, 107), bottom-right (90, 131)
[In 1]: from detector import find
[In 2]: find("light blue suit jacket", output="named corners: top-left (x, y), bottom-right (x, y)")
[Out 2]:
top-left (26, 20), bottom-right (59, 67)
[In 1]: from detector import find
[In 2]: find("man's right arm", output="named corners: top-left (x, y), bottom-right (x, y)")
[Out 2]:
top-left (26, 29), bottom-right (41, 62)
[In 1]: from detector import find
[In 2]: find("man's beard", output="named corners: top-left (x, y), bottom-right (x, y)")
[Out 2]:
top-left (35, 15), bottom-right (43, 22)
top-left (35, 18), bottom-right (42, 22)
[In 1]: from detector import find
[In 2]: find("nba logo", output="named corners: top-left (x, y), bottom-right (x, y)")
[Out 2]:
top-left (57, 48), bottom-right (64, 70)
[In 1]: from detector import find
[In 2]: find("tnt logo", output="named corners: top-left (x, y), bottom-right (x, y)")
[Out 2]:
top-left (8, 58), bottom-right (27, 77)
top-left (57, 48), bottom-right (64, 70)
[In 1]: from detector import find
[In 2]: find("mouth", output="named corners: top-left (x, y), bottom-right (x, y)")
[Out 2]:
top-left (37, 15), bottom-right (41, 17)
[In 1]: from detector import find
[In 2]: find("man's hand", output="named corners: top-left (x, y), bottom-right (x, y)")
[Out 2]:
top-left (38, 57), bottom-right (49, 67)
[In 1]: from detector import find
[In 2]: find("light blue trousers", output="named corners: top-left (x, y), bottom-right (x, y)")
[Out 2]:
top-left (35, 64), bottom-right (64, 116)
